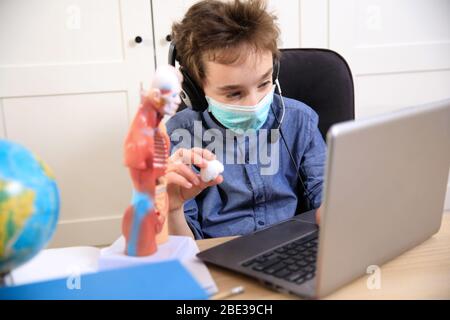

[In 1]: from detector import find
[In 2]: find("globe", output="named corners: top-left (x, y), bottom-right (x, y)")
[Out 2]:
top-left (0, 139), bottom-right (60, 278)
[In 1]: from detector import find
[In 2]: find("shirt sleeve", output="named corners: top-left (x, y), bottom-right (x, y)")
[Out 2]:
top-left (300, 108), bottom-right (327, 209)
top-left (183, 198), bottom-right (204, 239)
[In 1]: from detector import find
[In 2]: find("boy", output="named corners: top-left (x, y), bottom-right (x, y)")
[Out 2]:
top-left (164, 0), bottom-right (326, 239)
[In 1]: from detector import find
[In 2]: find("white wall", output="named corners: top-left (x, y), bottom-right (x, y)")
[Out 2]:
top-left (297, 0), bottom-right (450, 210)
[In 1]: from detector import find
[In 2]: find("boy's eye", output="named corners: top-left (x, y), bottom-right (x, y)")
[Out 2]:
top-left (226, 92), bottom-right (241, 99)
top-left (258, 81), bottom-right (271, 88)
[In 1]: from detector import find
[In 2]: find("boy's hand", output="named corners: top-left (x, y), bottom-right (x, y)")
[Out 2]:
top-left (166, 148), bottom-right (223, 212)
top-left (316, 205), bottom-right (322, 225)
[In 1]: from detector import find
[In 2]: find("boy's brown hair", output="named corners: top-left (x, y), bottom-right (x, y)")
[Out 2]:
top-left (171, 0), bottom-right (280, 86)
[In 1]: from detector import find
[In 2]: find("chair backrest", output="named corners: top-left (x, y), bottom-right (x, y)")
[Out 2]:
top-left (278, 48), bottom-right (355, 141)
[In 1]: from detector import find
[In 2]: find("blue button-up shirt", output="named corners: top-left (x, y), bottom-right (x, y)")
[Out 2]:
top-left (166, 94), bottom-right (326, 239)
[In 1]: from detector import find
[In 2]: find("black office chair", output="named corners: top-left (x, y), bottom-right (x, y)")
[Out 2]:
top-left (277, 48), bottom-right (354, 215)
top-left (278, 48), bottom-right (355, 141)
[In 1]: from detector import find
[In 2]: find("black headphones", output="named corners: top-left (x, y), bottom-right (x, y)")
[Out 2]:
top-left (168, 41), bottom-right (280, 113)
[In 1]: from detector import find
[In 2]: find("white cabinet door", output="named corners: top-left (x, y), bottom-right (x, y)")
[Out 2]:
top-left (0, 101), bottom-right (5, 138)
top-left (326, 0), bottom-right (450, 118)
top-left (152, 0), bottom-right (301, 67)
top-left (329, 0), bottom-right (450, 76)
top-left (0, 0), bottom-right (155, 247)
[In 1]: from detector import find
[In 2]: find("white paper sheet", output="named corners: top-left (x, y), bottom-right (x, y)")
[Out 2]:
top-left (11, 246), bottom-right (99, 285)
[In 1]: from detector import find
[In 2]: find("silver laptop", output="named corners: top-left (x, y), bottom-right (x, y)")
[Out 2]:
top-left (197, 98), bottom-right (450, 298)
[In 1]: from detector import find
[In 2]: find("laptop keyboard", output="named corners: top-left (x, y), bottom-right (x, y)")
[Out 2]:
top-left (241, 233), bottom-right (318, 286)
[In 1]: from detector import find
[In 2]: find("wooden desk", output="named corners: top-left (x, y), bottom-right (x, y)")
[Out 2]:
top-left (197, 212), bottom-right (450, 299)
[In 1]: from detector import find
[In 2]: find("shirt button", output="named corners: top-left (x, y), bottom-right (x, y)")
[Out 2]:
top-left (258, 221), bottom-right (265, 226)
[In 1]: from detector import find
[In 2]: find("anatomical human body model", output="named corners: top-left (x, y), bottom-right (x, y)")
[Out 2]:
top-left (122, 65), bottom-right (182, 256)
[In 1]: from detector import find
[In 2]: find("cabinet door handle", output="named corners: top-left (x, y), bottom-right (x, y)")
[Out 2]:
top-left (134, 36), bottom-right (143, 44)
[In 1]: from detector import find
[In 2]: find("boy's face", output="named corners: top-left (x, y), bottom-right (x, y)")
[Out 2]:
top-left (203, 49), bottom-right (274, 107)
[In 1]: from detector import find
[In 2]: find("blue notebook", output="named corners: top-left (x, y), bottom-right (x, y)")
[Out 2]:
top-left (0, 260), bottom-right (208, 300)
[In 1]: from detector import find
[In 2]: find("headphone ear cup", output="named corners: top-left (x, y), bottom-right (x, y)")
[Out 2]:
top-left (179, 68), bottom-right (194, 109)
top-left (179, 68), bottom-right (208, 112)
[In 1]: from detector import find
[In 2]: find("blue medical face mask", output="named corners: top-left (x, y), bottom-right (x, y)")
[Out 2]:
top-left (206, 85), bottom-right (275, 133)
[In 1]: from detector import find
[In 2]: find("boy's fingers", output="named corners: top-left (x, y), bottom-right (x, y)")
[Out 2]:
top-left (167, 163), bottom-right (200, 186)
top-left (202, 175), bottom-right (223, 188)
top-left (211, 175), bottom-right (224, 185)
top-left (173, 148), bottom-right (208, 168)
top-left (165, 171), bottom-right (193, 189)
top-left (191, 147), bottom-right (216, 161)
